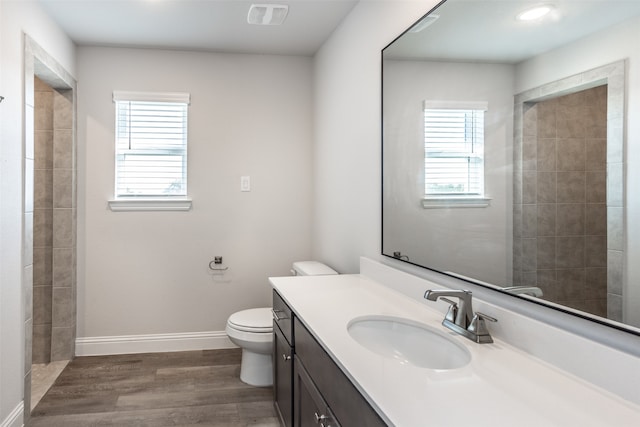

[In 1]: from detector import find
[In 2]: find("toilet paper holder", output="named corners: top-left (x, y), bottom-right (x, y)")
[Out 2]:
top-left (209, 256), bottom-right (228, 271)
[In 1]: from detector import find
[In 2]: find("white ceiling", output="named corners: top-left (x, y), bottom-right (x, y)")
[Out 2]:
top-left (38, 0), bottom-right (359, 56)
top-left (385, 0), bottom-right (640, 63)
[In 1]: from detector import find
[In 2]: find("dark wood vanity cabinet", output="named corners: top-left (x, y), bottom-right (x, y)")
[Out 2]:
top-left (273, 290), bottom-right (387, 427)
top-left (273, 291), bottom-right (294, 427)
top-left (294, 317), bottom-right (386, 427)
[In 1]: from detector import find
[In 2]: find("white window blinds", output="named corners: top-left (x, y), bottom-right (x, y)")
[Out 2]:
top-left (113, 91), bottom-right (190, 198)
top-left (423, 101), bottom-right (487, 197)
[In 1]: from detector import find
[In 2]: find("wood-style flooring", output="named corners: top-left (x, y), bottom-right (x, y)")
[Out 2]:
top-left (28, 348), bottom-right (280, 427)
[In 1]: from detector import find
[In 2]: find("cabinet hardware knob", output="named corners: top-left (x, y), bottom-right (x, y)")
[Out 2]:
top-left (282, 354), bottom-right (291, 361)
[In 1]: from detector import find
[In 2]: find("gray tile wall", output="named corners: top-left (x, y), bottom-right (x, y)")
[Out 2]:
top-left (517, 86), bottom-right (609, 317)
top-left (51, 87), bottom-right (76, 361)
top-left (32, 77), bottom-right (76, 364)
top-left (514, 60), bottom-right (626, 323)
top-left (33, 77), bottom-right (54, 364)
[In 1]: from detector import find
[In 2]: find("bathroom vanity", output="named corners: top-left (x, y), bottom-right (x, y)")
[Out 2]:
top-left (270, 260), bottom-right (640, 427)
top-left (273, 290), bottom-right (294, 426)
top-left (273, 290), bottom-right (385, 427)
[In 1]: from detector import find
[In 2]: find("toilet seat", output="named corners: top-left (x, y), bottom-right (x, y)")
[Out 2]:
top-left (227, 307), bottom-right (272, 333)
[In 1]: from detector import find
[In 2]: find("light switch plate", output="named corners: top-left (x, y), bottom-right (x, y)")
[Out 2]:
top-left (241, 176), bottom-right (251, 192)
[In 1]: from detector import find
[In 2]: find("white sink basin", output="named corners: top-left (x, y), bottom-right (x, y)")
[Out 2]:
top-left (347, 315), bottom-right (471, 370)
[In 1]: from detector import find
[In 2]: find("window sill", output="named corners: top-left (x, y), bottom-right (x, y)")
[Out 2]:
top-left (422, 197), bottom-right (491, 209)
top-left (108, 198), bottom-right (192, 212)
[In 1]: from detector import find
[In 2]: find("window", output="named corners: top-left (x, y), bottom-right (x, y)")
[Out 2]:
top-left (423, 101), bottom-right (488, 206)
top-left (110, 91), bottom-right (191, 211)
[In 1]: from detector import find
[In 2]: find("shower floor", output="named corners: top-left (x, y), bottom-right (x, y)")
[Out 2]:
top-left (31, 360), bottom-right (69, 410)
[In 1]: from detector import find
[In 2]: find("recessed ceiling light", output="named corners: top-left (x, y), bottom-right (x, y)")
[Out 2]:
top-left (248, 4), bottom-right (289, 26)
top-left (517, 5), bottom-right (554, 21)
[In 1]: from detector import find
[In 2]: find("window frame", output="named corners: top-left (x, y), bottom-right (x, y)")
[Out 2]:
top-left (108, 91), bottom-right (192, 212)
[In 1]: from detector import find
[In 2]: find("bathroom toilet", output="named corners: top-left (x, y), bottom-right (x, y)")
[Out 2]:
top-left (226, 261), bottom-right (338, 387)
top-left (225, 308), bottom-right (273, 387)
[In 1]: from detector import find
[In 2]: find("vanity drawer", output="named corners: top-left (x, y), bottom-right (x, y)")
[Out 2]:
top-left (294, 318), bottom-right (387, 427)
top-left (273, 290), bottom-right (293, 345)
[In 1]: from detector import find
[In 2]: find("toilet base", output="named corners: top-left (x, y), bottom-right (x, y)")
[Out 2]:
top-left (240, 349), bottom-right (273, 387)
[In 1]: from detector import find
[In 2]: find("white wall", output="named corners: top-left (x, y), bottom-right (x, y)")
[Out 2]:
top-left (516, 16), bottom-right (640, 327)
top-left (383, 60), bottom-right (514, 285)
top-left (77, 47), bottom-right (313, 342)
top-left (0, 1), bottom-right (76, 424)
top-left (312, 0), bottom-right (440, 273)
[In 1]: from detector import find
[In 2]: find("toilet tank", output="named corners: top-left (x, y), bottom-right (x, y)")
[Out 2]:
top-left (291, 261), bottom-right (338, 276)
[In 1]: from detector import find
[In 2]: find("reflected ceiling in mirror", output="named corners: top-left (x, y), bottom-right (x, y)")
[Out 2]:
top-left (386, 0), bottom-right (640, 63)
top-left (381, 0), bottom-right (640, 335)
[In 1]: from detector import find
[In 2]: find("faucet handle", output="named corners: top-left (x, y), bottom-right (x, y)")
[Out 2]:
top-left (468, 312), bottom-right (497, 343)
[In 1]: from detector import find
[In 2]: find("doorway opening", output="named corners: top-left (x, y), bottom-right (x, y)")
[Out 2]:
top-left (512, 60), bottom-right (625, 323)
top-left (24, 36), bottom-right (77, 415)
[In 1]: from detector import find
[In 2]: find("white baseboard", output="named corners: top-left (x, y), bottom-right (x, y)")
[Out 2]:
top-left (75, 330), bottom-right (236, 356)
top-left (0, 402), bottom-right (23, 427)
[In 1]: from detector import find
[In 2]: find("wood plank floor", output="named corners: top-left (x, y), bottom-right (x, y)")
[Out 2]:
top-left (28, 348), bottom-right (280, 427)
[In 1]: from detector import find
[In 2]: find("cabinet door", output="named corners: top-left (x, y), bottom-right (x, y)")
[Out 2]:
top-left (294, 318), bottom-right (386, 427)
top-left (274, 324), bottom-right (293, 427)
top-left (294, 359), bottom-right (340, 427)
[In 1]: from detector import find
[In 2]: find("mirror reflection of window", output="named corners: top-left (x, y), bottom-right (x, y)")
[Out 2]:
top-left (423, 101), bottom-right (487, 199)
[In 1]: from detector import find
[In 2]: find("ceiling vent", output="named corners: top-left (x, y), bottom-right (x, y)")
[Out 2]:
top-left (409, 14), bottom-right (439, 33)
top-left (248, 4), bottom-right (289, 25)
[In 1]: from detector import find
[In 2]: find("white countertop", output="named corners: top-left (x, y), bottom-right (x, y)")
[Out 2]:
top-left (270, 274), bottom-right (640, 427)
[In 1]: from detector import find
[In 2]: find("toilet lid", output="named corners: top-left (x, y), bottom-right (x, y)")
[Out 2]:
top-left (228, 308), bottom-right (273, 333)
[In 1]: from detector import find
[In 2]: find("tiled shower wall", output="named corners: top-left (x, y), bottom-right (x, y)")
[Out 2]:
top-left (32, 76), bottom-right (76, 364)
top-left (517, 86), bottom-right (609, 317)
top-left (33, 77), bottom-right (54, 363)
top-left (50, 82), bottom-right (76, 363)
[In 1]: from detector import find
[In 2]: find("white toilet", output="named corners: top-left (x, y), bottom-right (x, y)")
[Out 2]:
top-left (226, 261), bottom-right (338, 387)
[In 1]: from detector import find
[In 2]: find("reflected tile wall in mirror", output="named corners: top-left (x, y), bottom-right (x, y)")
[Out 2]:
top-left (515, 85), bottom-right (610, 318)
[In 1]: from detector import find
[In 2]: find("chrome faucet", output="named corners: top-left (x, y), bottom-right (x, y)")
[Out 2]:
top-left (424, 289), bottom-right (497, 344)
top-left (424, 289), bottom-right (474, 329)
